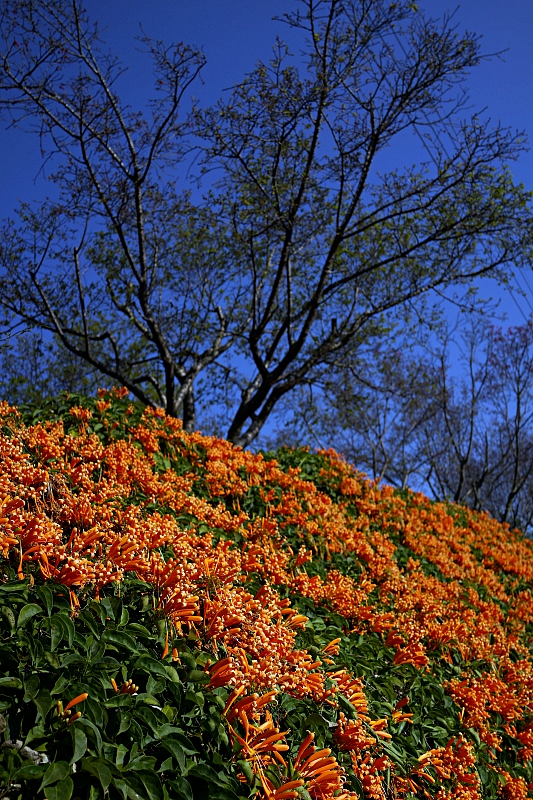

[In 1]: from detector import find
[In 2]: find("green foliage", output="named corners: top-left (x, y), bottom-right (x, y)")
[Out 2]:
top-left (0, 569), bottom-right (511, 799)
top-left (14, 392), bottom-right (145, 440)
top-left (0, 577), bottom-right (249, 800)
top-left (1, 397), bottom-right (532, 798)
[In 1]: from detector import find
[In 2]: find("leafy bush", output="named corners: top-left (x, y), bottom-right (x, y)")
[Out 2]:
top-left (0, 390), bottom-right (532, 799)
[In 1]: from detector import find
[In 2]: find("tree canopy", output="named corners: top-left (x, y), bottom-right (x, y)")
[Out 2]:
top-left (0, 0), bottom-right (531, 445)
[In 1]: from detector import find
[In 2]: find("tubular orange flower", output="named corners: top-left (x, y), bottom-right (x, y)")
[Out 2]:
top-left (111, 678), bottom-right (138, 695)
top-left (322, 637), bottom-right (342, 655)
top-left (3, 395), bottom-right (533, 797)
top-left (292, 732), bottom-right (345, 798)
top-left (209, 658), bottom-right (237, 690)
top-left (64, 692), bottom-right (88, 712)
top-left (227, 704), bottom-right (291, 786)
top-left (334, 713), bottom-right (377, 750)
top-left (269, 779), bottom-right (305, 799)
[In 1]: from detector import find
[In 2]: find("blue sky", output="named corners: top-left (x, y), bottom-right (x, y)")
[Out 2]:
top-left (2, 0), bottom-right (533, 323)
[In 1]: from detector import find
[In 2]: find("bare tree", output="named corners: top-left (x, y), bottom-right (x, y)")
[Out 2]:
top-left (413, 320), bottom-right (533, 533)
top-left (0, 0), bottom-right (532, 445)
top-left (268, 344), bottom-right (443, 487)
top-left (0, 1), bottom-right (233, 430)
top-left (476, 321), bottom-right (533, 530)
top-left (418, 321), bottom-right (493, 505)
top-left (303, 319), bottom-right (533, 534)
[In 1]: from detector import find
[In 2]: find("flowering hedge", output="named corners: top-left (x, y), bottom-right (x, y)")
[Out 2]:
top-left (0, 389), bottom-right (532, 799)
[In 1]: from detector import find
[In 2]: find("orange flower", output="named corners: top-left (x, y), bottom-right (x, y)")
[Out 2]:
top-left (64, 693), bottom-right (88, 711)
top-left (293, 731), bottom-right (345, 798)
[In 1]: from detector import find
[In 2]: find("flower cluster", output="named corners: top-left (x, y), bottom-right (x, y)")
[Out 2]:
top-left (416, 736), bottom-right (481, 800)
top-left (1, 392), bottom-right (533, 797)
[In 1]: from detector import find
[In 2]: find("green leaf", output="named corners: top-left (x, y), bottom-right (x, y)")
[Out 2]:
top-left (118, 711), bottom-right (132, 735)
top-left (104, 694), bottom-right (133, 708)
top-left (133, 706), bottom-right (160, 734)
top-left (82, 758), bottom-right (113, 791)
top-left (44, 777), bottom-right (74, 800)
top-left (85, 695), bottom-right (105, 727)
top-left (185, 688), bottom-right (204, 708)
top-left (159, 730), bottom-right (196, 754)
top-left (39, 761), bottom-right (70, 791)
top-left (78, 609), bottom-right (100, 639)
top-left (71, 725), bottom-right (87, 763)
top-left (135, 769), bottom-right (163, 800)
top-left (167, 777), bottom-right (193, 800)
top-left (0, 582), bottom-right (29, 595)
top-left (100, 597), bottom-right (115, 621)
top-left (44, 651), bottom-right (61, 669)
top-left (236, 760), bottom-right (254, 784)
top-left (57, 612), bottom-right (75, 648)
top-left (116, 744), bottom-right (129, 767)
top-left (90, 655), bottom-right (120, 669)
top-left (125, 623), bottom-right (152, 638)
top-left (61, 653), bottom-right (86, 666)
top-left (76, 718), bottom-right (103, 754)
top-left (86, 637), bottom-right (105, 662)
top-left (17, 603), bottom-right (42, 628)
top-left (337, 693), bottom-right (357, 717)
top-left (134, 656), bottom-right (169, 681)
top-left (50, 612), bottom-right (75, 650)
top-left (162, 739), bottom-right (186, 772)
top-left (382, 740), bottom-right (410, 762)
top-left (33, 689), bottom-right (54, 720)
top-left (122, 773), bottom-right (146, 800)
top-left (178, 652), bottom-right (196, 671)
top-left (187, 764), bottom-right (231, 788)
top-left (51, 674), bottom-right (70, 696)
top-left (119, 606), bottom-right (130, 627)
top-left (49, 615), bottom-right (65, 651)
top-left (468, 727), bottom-right (481, 746)
top-left (112, 776), bottom-right (130, 800)
top-left (134, 694), bottom-right (160, 706)
top-left (0, 676), bottom-right (22, 690)
top-left (0, 605), bottom-right (16, 634)
top-left (187, 669), bottom-right (210, 684)
top-left (89, 601), bottom-right (107, 624)
top-left (305, 712), bottom-right (331, 734)
top-left (163, 665), bottom-right (180, 683)
top-left (146, 675), bottom-right (165, 696)
top-left (24, 723), bottom-right (46, 746)
top-left (35, 584), bottom-right (54, 616)
top-left (14, 763), bottom-right (47, 781)
top-left (102, 630), bottom-right (138, 652)
top-left (23, 674), bottom-right (40, 701)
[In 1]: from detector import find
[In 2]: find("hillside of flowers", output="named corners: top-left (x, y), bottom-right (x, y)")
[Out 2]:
top-left (1, 389), bottom-right (533, 800)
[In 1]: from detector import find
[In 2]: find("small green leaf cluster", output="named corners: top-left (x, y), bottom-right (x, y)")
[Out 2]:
top-left (0, 577), bottom-right (249, 800)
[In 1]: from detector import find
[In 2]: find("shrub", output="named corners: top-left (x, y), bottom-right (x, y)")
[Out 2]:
top-left (0, 390), bottom-right (532, 798)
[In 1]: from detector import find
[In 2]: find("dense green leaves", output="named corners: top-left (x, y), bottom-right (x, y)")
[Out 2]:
top-left (0, 553), bottom-right (521, 800)
top-left (0, 576), bottom-right (253, 800)
top-left (1, 399), bottom-right (533, 799)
